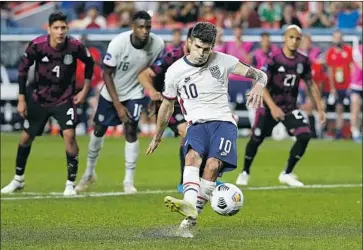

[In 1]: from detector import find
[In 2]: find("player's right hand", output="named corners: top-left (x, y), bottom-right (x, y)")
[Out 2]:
top-left (17, 99), bottom-right (28, 118)
top-left (146, 138), bottom-right (161, 155)
top-left (117, 105), bottom-right (132, 123)
top-left (271, 106), bottom-right (285, 121)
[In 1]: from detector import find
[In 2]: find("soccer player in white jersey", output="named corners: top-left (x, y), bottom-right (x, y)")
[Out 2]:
top-left (76, 11), bottom-right (164, 193)
top-left (146, 22), bottom-right (267, 237)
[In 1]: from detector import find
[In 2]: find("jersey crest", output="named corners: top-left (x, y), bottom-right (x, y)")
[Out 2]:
top-left (209, 65), bottom-right (221, 79)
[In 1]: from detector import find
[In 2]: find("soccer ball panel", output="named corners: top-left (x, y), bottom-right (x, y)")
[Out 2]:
top-left (211, 183), bottom-right (244, 216)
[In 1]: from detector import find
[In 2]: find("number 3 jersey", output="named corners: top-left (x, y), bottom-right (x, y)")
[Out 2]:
top-left (163, 52), bottom-right (239, 126)
top-left (102, 30), bottom-right (164, 102)
top-left (262, 48), bottom-right (312, 114)
top-left (18, 35), bottom-right (94, 107)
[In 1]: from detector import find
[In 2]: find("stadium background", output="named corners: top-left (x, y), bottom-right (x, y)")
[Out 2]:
top-left (1, 1), bottom-right (362, 139)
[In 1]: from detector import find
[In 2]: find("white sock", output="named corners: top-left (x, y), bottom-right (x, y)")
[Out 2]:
top-left (183, 166), bottom-right (200, 207)
top-left (196, 178), bottom-right (216, 214)
top-left (86, 134), bottom-right (104, 176)
top-left (14, 174), bottom-right (24, 182)
top-left (66, 180), bottom-right (75, 186)
top-left (124, 140), bottom-right (139, 184)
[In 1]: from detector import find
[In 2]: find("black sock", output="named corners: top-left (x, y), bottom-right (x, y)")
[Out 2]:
top-left (285, 137), bottom-right (310, 174)
top-left (243, 137), bottom-right (263, 174)
top-left (15, 144), bottom-right (32, 176)
top-left (66, 152), bottom-right (79, 182)
top-left (179, 138), bottom-right (186, 184)
top-left (308, 115), bottom-right (317, 138)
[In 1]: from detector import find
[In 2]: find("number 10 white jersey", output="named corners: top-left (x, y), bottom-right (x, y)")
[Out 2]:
top-left (162, 52), bottom-right (240, 126)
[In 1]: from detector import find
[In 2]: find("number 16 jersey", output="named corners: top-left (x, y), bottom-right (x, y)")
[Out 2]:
top-left (102, 30), bottom-right (164, 102)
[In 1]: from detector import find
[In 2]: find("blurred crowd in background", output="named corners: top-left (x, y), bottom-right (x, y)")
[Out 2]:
top-left (0, 1), bottom-right (362, 142)
top-left (1, 1), bottom-right (362, 30)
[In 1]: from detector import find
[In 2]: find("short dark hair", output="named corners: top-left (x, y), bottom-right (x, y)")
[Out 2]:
top-left (48, 11), bottom-right (67, 26)
top-left (260, 32), bottom-right (270, 37)
top-left (132, 11), bottom-right (151, 22)
top-left (191, 22), bottom-right (217, 45)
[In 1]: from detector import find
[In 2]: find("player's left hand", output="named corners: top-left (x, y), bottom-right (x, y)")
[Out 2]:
top-left (74, 90), bottom-right (88, 105)
top-left (246, 84), bottom-right (264, 109)
top-left (146, 138), bottom-right (161, 155)
top-left (318, 111), bottom-right (327, 126)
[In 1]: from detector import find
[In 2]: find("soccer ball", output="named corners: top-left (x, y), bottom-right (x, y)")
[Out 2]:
top-left (210, 183), bottom-right (244, 216)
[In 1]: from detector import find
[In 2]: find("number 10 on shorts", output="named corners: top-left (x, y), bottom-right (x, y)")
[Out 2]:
top-left (219, 137), bottom-right (232, 156)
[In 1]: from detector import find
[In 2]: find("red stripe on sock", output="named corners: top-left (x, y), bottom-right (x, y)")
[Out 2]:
top-left (183, 182), bottom-right (200, 187)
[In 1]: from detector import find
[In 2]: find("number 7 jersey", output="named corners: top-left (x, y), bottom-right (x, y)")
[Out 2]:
top-left (261, 48), bottom-right (312, 114)
top-left (102, 30), bottom-right (164, 102)
top-left (162, 52), bottom-right (239, 126)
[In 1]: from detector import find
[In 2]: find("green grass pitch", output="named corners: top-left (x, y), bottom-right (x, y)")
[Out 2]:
top-left (1, 133), bottom-right (362, 249)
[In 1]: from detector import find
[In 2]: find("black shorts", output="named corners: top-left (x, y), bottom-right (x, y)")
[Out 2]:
top-left (24, 94), bottom-right (77, 137)
top-left (252, 107), bottom-right (311, 138)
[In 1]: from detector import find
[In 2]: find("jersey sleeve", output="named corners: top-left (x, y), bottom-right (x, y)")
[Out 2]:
top-left (103, 39), bottom-right (119, 68)
top-left (222, 53), bottom-right (239, 73)
top-left (78, 43), bottom-right (95, 80)
top-left (18, 41), bottom-right (37, 94)
top-left (303, 57), bottom-right (313, 82)
top-left (261, 58), bottom-right (274, 81)
top-left (150, 51), bottom-right (173, 77)
top-left (162, 67), bottom-right (177, 100)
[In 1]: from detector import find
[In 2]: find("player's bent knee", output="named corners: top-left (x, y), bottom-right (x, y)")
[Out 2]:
top-left (93, 124), bottom-right (107, 137)
top-left (296, 132), bottom-right (311, 143)
top-left (19, 131), bottom-right (34, 147)
top-left (185, 149), bottom-right (202, 167)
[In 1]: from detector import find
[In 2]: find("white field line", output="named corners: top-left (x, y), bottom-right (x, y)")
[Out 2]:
top-left (1, 183), bottom-right (362, 201)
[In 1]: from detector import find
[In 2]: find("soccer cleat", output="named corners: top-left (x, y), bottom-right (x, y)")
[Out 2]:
top-left (236, 171), bottom-right (250, 186)
top-left (176, 217), bottom-right (196, 238)
top-left (75, 174), bottom-right (97, 192)
top-left (279, 172), bottom-right (304, 187)
top-left (164, 196), bottom-right (198, 220)
top-left (1, 179), bottom-right (24, 194)
top-left (63, 182), bottom-right (77, 196)
top-left (177, 184), bottom-right (183, 194)
top-left (123, 182), bottom-right (137, 194)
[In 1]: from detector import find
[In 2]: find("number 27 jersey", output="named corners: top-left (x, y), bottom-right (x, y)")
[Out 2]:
top-left (163, 52), bottom-right (239, 125)
top-left (262, 48), bottom-right (312, 114)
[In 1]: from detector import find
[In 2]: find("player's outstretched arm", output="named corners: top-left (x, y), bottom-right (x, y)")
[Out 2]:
top-left (103, 65), bottom-right (131, 123)
top-left (231, 62), bottom-right (267, 108)
top-left (138, 68), bottom-right (162, 101)
top-left (146, 98), bottom-right (175, 155)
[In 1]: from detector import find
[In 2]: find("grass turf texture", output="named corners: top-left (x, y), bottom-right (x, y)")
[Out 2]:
top-left (1, 133), bottom-right (362, 250)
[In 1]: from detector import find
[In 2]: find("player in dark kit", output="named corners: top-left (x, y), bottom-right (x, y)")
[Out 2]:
top-left (1, 12), bottom-right (94, 196)
top-left (138, 28), bottom-right (223, 193)
top-left (236, 25), bottom-right (326, 187)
